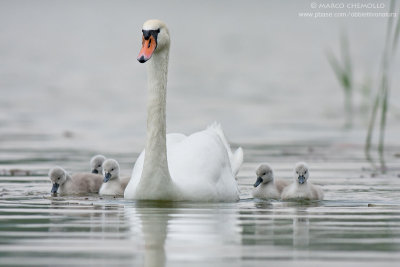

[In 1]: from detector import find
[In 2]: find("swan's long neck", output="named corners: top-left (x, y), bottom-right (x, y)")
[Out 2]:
top-left (138, 46), bottom-right (174, 198)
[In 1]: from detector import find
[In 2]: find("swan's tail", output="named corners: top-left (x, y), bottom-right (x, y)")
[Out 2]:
top-left (207, 122), bottom-right (244, 177)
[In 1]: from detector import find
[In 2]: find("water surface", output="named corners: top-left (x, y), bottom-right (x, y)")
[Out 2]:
top-left (1, 142), bottom-right (400, 266)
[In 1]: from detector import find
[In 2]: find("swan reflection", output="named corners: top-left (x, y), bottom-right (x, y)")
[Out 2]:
top-left (123, 201), bottom-right (240, 267)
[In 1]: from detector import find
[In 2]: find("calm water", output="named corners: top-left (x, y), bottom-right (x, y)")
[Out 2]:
top-left (1, 0), bottom-right (400, 266)
top-left (1, 142), bottom-right (400, 266)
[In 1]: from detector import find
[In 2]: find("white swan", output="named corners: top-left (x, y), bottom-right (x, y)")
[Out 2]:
top-left (48, 166), bottom-right (103, 195)
top-left (124, 19), bottom-right (243, 201)
top-left (90, 154), bottom-right (106, 174)
top-left (252, 164), bottom-right (288, 199)
top-left (99, 159), bottom-right (129, 196)
top-left (281, 162), bottom-right (324, 201)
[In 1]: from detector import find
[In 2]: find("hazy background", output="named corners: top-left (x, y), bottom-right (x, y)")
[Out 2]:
top-left (1, 2), bottom-right (400, 265)
top-left (1, 0), bottom-right (399, 153)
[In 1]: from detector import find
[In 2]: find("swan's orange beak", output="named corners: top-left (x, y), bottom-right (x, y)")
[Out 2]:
top-left (137, 35), bottom-right (157, 63)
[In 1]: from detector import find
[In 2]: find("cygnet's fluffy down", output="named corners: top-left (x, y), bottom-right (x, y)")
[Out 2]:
top-left (281, 162), bottom-right (324, 201)
top-left (48, 166), bottom-right (103, 195)
top-left (252, 163), bottom-right (289, 199)
top-left (99, 159), bottom-right (129, 196)
top-left (90, 154), bottom-right (106, 174)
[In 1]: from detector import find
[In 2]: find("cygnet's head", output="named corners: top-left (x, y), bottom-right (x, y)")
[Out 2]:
top-left (48, 166), bottom-right (68, 194)
top-left (294, 162), bottom-right (309, 184)
top-left (137, 19), bottom-right (170, 63)
top-left (90, 154), bottom-right (106, 174)
top-left (102, 159), bottom-right (120, 183)
top-left (253, 164), bottom-right (274, 187)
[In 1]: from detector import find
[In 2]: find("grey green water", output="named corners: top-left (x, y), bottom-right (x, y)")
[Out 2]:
top-left (1, 142), bottom-right (400, 266)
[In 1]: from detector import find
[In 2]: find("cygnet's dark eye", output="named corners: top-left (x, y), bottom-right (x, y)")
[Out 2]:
top-left (111, 169), bottom-right (114, 171)
top-left (98, 165), bottom-right (101, 167)
top-left (263, 172), bottom-right (266, 176)
top-left (305, 170), bottom-right (307, 174)
top-left (58, 177), bottom-right (60, 180)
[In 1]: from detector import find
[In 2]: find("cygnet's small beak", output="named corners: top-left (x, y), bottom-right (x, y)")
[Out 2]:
top-left (298, 175), bottom-right (305, 184)
top-left (253, 177), bottom-right (263, 187)
top-left (51, 183), bottom-right (59, 194)
top-left (104, 172), bottom-right (112, 183)
top-left (137, 35), bottom-right (157, 63)
top-left (92, 169), bottom-right (98, 174)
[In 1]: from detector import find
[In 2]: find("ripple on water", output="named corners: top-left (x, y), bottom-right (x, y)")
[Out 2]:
top-left (0, 143), bottom-right (400, 266)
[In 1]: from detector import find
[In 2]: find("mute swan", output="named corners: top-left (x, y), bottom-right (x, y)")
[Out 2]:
top-left (252, 164), bottom-right (288, 199)
top-left (281, 162), bottom-right (324, 201)
top-left (48, 167), bottom-right (103, 195)
top-left (90, 154), bottom-right (106, 174)
top-left (99, 159), bottom-right (129, 196)
top-left (124, 19), bottom-right (243, 201)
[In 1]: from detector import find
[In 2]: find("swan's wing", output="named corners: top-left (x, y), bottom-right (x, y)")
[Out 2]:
top-left (207, 122), bottom-right (243, 177)
top-left (311, 184), bottom-right (324, 200)
top-left (167, 128), bottom-right (239, 201)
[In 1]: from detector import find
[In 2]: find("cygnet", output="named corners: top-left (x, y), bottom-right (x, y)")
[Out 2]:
top-left (252, 163), bottom-right (288, 199)
top-left (281, 162), bottom-right (324, 201)
top-left (99, 159), bottom-right (129, 196)
top-left (48, 166), bottom-right (103, 195)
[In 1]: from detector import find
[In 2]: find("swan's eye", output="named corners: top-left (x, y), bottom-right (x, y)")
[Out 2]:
top-left (98, 165), bottom-right (101, 167)
top-left (262, 172), bottom-right (266, 176)
top-left (111, 169), bottom-right (114, 171)
top-left (305, 170), bottom-right (307, 174)
top-left (58, 177), bottom-right (60, 180)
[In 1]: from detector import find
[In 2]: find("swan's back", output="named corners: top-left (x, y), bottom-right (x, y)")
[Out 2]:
top-left (60, 173), bottom-right (103, 194)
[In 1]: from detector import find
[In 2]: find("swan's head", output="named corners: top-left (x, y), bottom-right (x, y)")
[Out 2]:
top-left (90, 154), bottom-right (106, 174)
top-left (102, 159), bottom-right (120, 183)
top-left (253, 164), bottom-right (274, 187)
top-left (137, 19), bottom-right (170, 63)
top-left (294, 162), bottom-right (309, 184)
top-left (48, 166), bottom-right (67, 194)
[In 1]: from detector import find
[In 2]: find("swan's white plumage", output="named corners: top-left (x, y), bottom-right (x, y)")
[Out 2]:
top-left (124, 19), bottom-right (242, 202)
top-left (208, 122), bottom-right (243, 177)
top-left (125, 125), bottom-right (241, 201)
